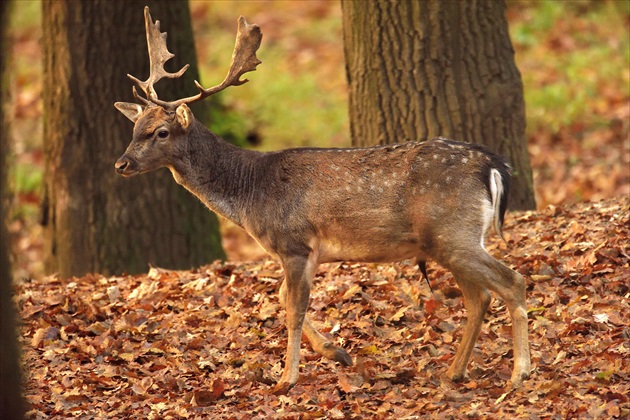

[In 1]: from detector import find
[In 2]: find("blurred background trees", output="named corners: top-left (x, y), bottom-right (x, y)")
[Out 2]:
top-left (4, 0), bottom-right (629, 279)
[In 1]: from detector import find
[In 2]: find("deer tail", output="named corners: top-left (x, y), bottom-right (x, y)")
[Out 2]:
top-left (489, 166), bottom-right (510, 242)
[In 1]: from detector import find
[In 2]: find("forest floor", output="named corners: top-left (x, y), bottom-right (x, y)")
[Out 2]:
top-left (6, 1), bottom-right (630, 418)
top-left (16, 197), bottom-right (629, 419)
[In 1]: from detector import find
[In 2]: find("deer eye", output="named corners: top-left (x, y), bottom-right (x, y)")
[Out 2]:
top-left (157, 130), bottom-right (169, 139)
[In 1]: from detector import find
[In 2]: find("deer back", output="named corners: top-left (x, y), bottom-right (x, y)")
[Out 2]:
top-left (236, 138), bottom-right (510, 264)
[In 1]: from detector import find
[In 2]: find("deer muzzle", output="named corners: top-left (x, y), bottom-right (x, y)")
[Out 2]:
top-left (115, 155), bottom-right (138, 176)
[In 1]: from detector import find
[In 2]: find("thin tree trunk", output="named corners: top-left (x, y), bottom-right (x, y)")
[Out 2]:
top-left (1, 0), bottom-right (26, 417)
top-left (342, 0), bottom-right (535, 210)
top-left (42, 0), bottom-right (225, 278)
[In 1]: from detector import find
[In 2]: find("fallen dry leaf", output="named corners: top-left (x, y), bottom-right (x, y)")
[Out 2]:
top-left (16, 198), bottom-right (629, 418)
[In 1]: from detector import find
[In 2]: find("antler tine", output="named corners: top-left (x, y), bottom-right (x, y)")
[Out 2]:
top-left (150, 16), bottom-right (263, 109)
top-left (131, 86), bottom-right (151, 106)
top-left (127, 7), bottom-right (190, 103)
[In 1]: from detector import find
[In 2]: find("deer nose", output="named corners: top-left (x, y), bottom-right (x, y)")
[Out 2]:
top-left (115, 156), bottom-right (131, 174)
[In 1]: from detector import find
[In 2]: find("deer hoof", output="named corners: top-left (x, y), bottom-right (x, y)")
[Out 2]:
top-left (510, 370), bottom-right (530, 388)
top-left (322, 342), bottom-right (353, 366)
top-left (271, 381), bottom-right (294, 395)
top-left (334, 348), bottom-right (353, 367)
top-left (446, 365), bottom-right (466, 382)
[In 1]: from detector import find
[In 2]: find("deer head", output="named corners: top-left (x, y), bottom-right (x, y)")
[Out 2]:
top-left (114, 6), bottom-right (262, 177)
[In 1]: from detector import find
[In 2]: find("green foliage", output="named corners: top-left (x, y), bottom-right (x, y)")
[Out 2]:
top-left (244, 53), bottom-right (348, 150)
top-left (10, 161), bottom-right (41, 219)
top-left (12, 161), bottom-right (41, 195)
top-left (509, 0), bottom-right (564, 46)
top-left (201, 66), bottom-right (348, 150)
top-left (192, 97), bottom-right (251, 148)
top-left (7, 0), bottom-right (40, 30)
top-left (510, 0), bottom-right (629, 133)
top-left (194, 5), bottom-right (348, 150)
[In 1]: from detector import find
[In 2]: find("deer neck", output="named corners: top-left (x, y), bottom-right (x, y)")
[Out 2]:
top-left (167, 120), bottom-right (258, 228)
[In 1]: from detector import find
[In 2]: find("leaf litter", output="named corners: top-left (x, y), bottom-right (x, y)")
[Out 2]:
top-left (16, 197), bottom-right (629, 418)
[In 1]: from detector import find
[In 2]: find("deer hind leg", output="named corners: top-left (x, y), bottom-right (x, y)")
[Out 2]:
top-left (278, 275), bottom-right (352, 367)
top-left (499, 267), bottom-right (531, 386)
top-left (445, 248), bottom-right (530, 387)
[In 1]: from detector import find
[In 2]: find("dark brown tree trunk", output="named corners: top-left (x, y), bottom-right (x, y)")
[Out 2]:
top-left (1, 1), bottom-right (26, 418)
top-left (341, 0), bottom-right (535, 210)
top-left (42, 0), bottom-right (225, 278)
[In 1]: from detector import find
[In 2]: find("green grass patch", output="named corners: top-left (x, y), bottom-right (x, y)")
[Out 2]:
top-left (12, 161), bottom-right (41, 195)
top-left (510, 0), bottom-right (629, 134)
top-left (8, 0), bottom-right (40, 31)
top-left (194, 3), bottom-right (348, 150)
top-left (11, 161), bottom-right (42, 219)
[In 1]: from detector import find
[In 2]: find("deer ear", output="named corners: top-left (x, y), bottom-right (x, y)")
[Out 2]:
top-left (175, 104), bottom-right (193, 130)
top-left (114, 102), bottom-right (144, 123)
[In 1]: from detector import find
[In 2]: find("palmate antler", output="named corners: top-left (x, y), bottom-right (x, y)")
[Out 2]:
top-left (128, 6), bottom-right (262, 110)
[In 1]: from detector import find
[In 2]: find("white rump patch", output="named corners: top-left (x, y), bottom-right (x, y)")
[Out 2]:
top-left (480, 198), bottom-right (494, 250)
top-left (490, 168), bottom-right (505, 240)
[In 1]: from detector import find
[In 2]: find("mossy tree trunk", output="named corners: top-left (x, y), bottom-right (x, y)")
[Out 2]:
top-left (341, 0), bottom-right (535, 210)
top-left (42, 0), bottom-right (225, 278)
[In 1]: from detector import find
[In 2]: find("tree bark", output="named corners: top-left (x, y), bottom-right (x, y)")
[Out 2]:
top-left (342, 0), bottom-right (535, 210)
top-left (1, 1), bottom-right (26, 418)
top-left (42, 0), bottom-right (225, 278)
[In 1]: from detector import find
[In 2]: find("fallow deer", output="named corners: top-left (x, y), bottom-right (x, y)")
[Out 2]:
top-left (114, 7), bottom-right (530, 394)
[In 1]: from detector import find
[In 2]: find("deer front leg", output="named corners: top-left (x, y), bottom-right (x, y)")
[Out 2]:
top-left (272, 253), bottom-right (317, 395)
top-left (279, 280), bottom-right (352, 367)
